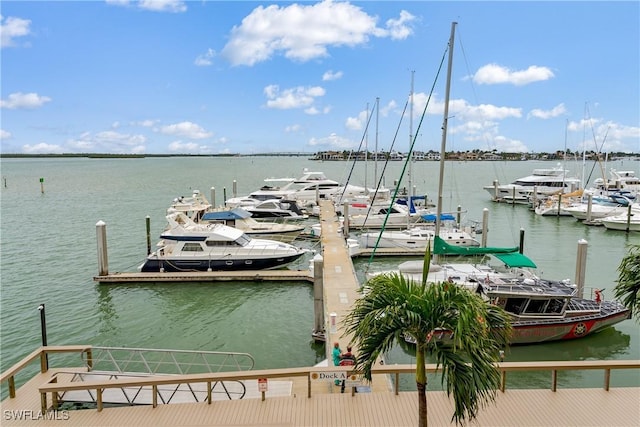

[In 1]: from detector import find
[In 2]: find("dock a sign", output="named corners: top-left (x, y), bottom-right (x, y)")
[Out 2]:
top-left (310, 371), bottom-right (363, 386)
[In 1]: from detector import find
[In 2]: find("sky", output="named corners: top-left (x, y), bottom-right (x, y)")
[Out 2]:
top-left (1, 1), bottom-right (639, 155)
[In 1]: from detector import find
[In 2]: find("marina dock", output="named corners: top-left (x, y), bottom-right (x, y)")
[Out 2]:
top-left (3, 200), bottom-right (628, 425)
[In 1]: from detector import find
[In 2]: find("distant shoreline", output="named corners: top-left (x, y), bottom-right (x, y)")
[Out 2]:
top-left (0, 152), bottom-right (638, 161)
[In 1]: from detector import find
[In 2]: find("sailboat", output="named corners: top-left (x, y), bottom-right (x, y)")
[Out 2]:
top-left (356, 66), bottom-right (478, 249)
top-left (368, 22), bottom-right (630, 345)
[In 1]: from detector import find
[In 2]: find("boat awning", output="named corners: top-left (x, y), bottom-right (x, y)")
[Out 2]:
top-left (421, 213), bottom-right (456, 222)
top-left (493, 252), bottom-right (537, 269)
top-left (433, 236), bottom-right (537, 268)
top-left (202, 208), bottom-right (252, 221)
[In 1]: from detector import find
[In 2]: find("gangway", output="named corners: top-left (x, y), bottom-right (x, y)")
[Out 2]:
top-left (54, 346), bottom-right (291, 408)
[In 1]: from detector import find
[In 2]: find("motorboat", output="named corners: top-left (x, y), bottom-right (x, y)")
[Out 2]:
top-left (357, 214), bottom-right (480, 250)
top-left (484, 164), bottom-right (581, 204)
top-left (200, 208), bottom-right (306, 242)
top-left (599, 203), bottom-right (640, 231)
top-left (589, 169), bottom-right (640, 198)
top-left (533, 189), bottom-right (583, 216)
top-left (243, 199), bottom-right (308, 221)
top-left (348, 199), bottom-right (433, 230)
top-left (370, 237), bottom-right (630, 344)
top-left (225, 169), bottom-right (368, 209)
top-left (140, 212), bottom-right (308, 272)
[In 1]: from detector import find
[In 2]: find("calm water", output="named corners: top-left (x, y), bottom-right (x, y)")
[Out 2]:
top-left (1, 157), bottom-right (638, 394)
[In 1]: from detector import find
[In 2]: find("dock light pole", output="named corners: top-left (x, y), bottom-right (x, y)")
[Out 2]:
top-left (38, 304), bottom-right (49, 369)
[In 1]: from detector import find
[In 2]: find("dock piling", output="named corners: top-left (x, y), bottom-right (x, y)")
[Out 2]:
top-left (96, 221), bottom-right (109, 276)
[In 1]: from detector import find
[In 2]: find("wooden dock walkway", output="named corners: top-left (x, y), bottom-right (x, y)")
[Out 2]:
top-left (2, 362), bottom-right (639, 426)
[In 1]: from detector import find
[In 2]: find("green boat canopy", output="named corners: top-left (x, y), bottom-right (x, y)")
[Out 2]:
top-left (433, 236), bottom-right (537, 268)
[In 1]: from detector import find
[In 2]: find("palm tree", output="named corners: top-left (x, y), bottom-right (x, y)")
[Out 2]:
top-left (614, 243), bottom-right (640, 321)
top-left (343, 249), bottom-right (512, 426)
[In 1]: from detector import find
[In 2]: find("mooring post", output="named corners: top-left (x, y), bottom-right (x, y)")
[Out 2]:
top-left (586, 194), bottom-right (593, 223)
top-left (146, 216), bottom-right (151, 255)
top-left (312, 254), bottom-right (325, 341)
top-left (575, 239), bottom-right (588, 298)
top-left (481, 208), bottom-right (489, 247)
top-left (96, 220), bottom-right (109, 276)
top-left (232, 180), bottom-right (237, 198)
top-left (519, 228), bottom-right (525, 254)
top-left (342, 202), bottom-right (350, 237)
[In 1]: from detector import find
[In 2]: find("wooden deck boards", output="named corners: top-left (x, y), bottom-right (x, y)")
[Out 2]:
top-left (3, 372), bottom-right (639, 426)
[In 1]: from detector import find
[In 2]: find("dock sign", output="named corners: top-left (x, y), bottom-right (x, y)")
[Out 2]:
top-left (258, 378), bottom-right (268, 392)
top-left (310, 371), bottom-right (362, 385)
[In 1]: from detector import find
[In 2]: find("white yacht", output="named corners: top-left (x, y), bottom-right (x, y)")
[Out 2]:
top-left (484, 164), bottom-right (581, 204)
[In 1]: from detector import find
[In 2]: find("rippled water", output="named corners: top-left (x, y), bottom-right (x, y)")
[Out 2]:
top-left (1, 156), bottom-right (638, 393)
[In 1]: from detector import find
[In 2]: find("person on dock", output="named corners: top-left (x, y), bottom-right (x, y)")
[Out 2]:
top-left (339, 346), bottom-right (357, 393)
top-left (332, 342), bottom-right (342, 385)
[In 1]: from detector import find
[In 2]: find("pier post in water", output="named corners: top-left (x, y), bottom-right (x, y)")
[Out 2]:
top-left (312, 254), bottom-right (325, 341)
top-left (481, 208), bottom-right (489, 247)
top-left (575, 239), bottom-right (588, 298)
top-left (96, 220), bottom-right (109, 276)
top-left (146, 216), bottom-right (151, 255)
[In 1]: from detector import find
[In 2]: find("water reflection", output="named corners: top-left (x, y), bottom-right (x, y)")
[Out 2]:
top-left (387, 326), bottom-right (632, 391)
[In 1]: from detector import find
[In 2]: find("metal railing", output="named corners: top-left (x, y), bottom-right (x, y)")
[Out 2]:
top-left (83, 346), bottom-right (255, 375)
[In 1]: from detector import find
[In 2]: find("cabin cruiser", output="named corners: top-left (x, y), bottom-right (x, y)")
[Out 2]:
top-left (200, 208), bottom-right (305, 242)
top-left (140, 212), bottom-right (307, 272)
top-left (243, 199), bottom-right (308, 220)
top-left (225, 169), bottom-right (368, 209)
top-left (368, 237), bottom-right (630, 344)
top-left (484, 164), bottom-right (581, 204)
top-left (599, 203), bottom-right (640, 231)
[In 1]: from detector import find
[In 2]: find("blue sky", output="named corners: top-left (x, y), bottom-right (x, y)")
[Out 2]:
top-left (1, 1), bottom-right (638, 155)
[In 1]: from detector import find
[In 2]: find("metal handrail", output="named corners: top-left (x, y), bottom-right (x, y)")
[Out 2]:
top-left (82, 346), bottom-right (255, 374)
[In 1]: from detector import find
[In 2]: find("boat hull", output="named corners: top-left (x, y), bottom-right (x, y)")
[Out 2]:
top-left (140, 252), bottom-right (305, 272)
top-left (509, 309), bottom-right (631, 344)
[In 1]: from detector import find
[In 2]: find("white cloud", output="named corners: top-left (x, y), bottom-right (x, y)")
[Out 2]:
top-left (0, 129), bottom-right (11, 139)
top-left (384, 10), bottom-right (416, 40)
top-left (473, 64), bottom-right (555, 86)
top-left (107, 0), bottom-right (187, 13)
top-left (264, 85), bottom-right (325, 110)
top-left (194, 48), bottom-right (215, 66)
top-left (528, 103), bottom-right (567, 119)
top-left (168, 140), bottom-right (207, 153)
top-left (221, 1), bottom-right (415, 66)
top-left (132, 119), bottom-right (158, 127)
top-left (139, 0), bottom-right (186, 13)
top-left (63, 130), bottom-right (147, 153)
top-left (486, 135), bottom-right (530, 153)
top-left (1, 92), bottom-right (52, 109)
top-left (322, 70), bottom-right (343, 81)
top-left (285, 124), bottom-right (302, 133)
top-left (345, 110), bottom-right (369, 131)
top-left (1, 15), bottom-right (31, 48)
top-left (22, 143), bottom-right (64, 154)
top-left (160, 121), bottom-right (212, 139)
top-left (308, 132), bottom-right (354, 149)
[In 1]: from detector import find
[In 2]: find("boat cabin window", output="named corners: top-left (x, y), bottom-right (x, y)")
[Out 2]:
top-left (523, 299), bottom-right (548, 314)
top-left (545, 298), bottom-right (566, 314)
top-left (182, 243), bottom-right (204, 252)
top-left (503, 297), bottom-right (527, 314)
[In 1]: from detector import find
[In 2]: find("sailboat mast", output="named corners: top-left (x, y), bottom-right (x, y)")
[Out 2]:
top-left (408, 70), bottom-right (414, 197)
top-left (435, 21), bottom-right (457, 240)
